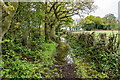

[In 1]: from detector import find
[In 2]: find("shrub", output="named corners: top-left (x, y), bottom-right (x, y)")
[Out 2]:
top-left (68, 32), bottom-right (120, 78)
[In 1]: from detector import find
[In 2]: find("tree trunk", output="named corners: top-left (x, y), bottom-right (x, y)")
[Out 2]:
top-left (45, 22), bottom-right (49, 42)
top-left (50, 25), bottom-right (55, 41)
top-left (23, 29), bottom-right (27, 46)
top-left (45, 2), bottom-right (49, 42)
top-left (39, 23), bottom-right (41, 36)
top-left (1, 1), bottom-right (18, 41)
top-left (55, 24), bottom-right (61, 35)
top-left (69, 27), bottom-right (71, 31)
top-left (56, 28), bottom-right (59, 35)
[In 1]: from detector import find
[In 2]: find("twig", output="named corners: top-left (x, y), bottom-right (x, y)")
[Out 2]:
top-left (103, 56), bottom-right (111, 70)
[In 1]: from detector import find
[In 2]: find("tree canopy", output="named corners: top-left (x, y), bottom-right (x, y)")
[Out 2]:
top-left (79, 14), bottom-right (118, 31)
top-left (1, 0), bottom-right (96, 42)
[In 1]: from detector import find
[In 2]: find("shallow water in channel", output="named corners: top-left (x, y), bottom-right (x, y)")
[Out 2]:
top-left (55, 37), bottom-right (73, 65)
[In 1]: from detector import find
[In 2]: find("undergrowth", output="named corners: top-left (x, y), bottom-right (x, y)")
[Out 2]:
top-left (1, 27), bottom-right (59, 78)
top-left (67, 32), bottom-right (120, 78)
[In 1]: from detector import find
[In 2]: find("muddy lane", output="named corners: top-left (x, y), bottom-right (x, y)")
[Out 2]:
top-left (54, 37), bottom-right (78, 78)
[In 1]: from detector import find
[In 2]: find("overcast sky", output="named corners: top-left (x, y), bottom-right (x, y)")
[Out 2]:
top-left (72, 0), bottom-right (120, 21)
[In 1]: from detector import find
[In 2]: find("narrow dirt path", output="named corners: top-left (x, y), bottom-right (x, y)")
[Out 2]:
top-left (56, 64), bottom-right (78, 78)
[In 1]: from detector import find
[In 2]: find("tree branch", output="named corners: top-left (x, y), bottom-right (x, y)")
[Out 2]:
top-left (2, 2), bottom-right (18, 39)
top-left (48, 2), bottom-right (57, 13)
top-left (1, 0), bottom-right (10, 14)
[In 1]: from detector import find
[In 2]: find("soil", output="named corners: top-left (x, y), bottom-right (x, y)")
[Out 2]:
top-left (55, 64), bottom-right (78, 78)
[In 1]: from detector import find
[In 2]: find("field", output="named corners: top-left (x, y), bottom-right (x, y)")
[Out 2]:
top-left (73, 30), bottom-right (120, 39)
top-left (73, 30), bottom-right (119, 36)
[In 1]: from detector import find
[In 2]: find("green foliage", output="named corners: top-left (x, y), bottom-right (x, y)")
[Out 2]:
top-left (2, 27), bottom-right (59, 78)
top-left (74, 57), bottom-right (108, 78)
top-left (68, 32), bottom-right (119, 78)
top-left (103, 13), bottom-right (118, 30)
top-left (81, 15), bottom-right (118, 31)
top-left (1, 1), bottom-right (99, 78)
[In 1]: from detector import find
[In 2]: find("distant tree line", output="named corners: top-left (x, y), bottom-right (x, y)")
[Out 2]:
top-left (77, 14), bottom-right (119, 31)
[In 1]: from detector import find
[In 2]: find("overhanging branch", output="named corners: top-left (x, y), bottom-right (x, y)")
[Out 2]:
top-left (48, 2), bottom-right (57, 13)
top-left (1, 0), bottom-right (10, 14)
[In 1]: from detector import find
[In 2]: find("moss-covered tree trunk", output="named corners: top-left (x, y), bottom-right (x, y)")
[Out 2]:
top-left (45, 21), bottom-right (49, 42)
top-left (50, 25), bottom-right (55, 40)
top-left (1, 1), bottom-right (18, 42)
top-left (44, 2), bottom-right (49, 42)
top-left (56, 24), bottom-right (61, 35)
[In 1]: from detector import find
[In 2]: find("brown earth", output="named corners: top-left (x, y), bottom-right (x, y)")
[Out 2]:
top-left (54, 64), bottom-right (78, 78)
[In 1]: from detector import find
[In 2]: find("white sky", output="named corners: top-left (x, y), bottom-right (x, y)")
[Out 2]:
top-left (72, 0), bottom-right (120, 20)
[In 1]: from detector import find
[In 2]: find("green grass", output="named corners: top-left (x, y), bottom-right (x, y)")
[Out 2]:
top-left (73, 30), bottom-right (120, 41)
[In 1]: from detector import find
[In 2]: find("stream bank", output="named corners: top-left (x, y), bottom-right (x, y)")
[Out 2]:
top-left (54, 37), bottom-right (78, 78)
